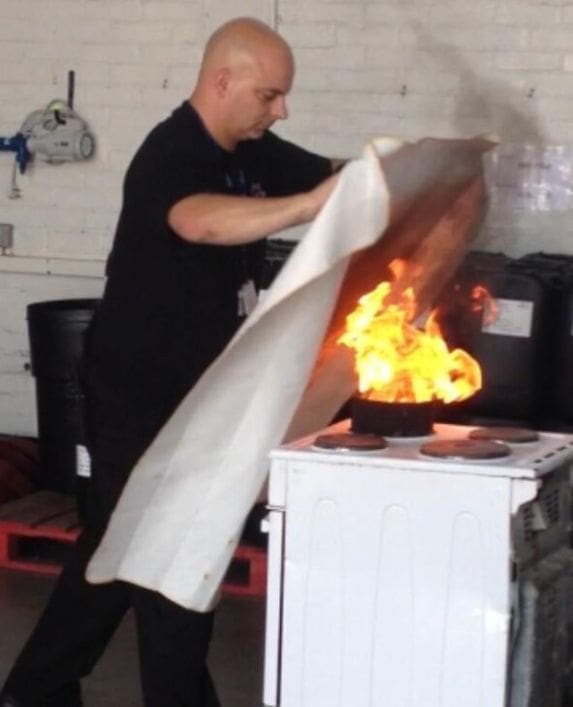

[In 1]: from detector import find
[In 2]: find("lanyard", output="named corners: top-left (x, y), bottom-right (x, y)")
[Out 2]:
top-left (225, 169), bottom-right (247, 195)
top-left (223, 166), bottom-right (258, 315)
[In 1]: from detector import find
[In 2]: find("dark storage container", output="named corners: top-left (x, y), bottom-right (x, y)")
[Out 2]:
top-left (435, 252), bottom-right (553, 426)
top-left (515, 253), bottom-right (573, 427)
top-left (27, 299), bottom-right (99, 496)
top-left (260, 238), bottom-right (298, 290)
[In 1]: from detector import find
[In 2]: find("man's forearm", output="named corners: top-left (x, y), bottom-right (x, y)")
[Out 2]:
top-left (168, 173), bottom-right (339, 245)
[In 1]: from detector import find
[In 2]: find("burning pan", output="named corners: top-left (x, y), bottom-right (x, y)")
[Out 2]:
top-left (350, 397), bottom-right (439, 437)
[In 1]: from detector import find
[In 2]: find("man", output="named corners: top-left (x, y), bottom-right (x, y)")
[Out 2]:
top-left (0, 16), bottom-right (339, 707)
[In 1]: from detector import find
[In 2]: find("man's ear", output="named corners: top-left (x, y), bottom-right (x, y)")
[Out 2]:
top-left (214, 68), bottom-right (231, 97)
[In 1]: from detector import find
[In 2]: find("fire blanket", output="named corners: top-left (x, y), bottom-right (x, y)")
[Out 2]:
top-left (86, 135), bottom-right (495, 611)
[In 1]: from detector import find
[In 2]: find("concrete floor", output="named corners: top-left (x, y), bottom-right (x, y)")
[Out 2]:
top-left (0, 569), bottom-right (266, 706)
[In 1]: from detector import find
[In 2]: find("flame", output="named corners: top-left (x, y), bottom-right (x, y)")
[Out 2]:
top-left (338, 267), bottom-right (482, 404)
top-left (470, 285), bottom-right (499, 325)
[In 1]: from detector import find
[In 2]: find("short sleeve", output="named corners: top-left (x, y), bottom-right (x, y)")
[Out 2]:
top-left (243, 132), bottom-right (332, 197)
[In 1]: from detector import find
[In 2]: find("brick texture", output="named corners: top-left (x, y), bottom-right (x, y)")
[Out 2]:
top-left (1, 0), bottom-right (573, 433)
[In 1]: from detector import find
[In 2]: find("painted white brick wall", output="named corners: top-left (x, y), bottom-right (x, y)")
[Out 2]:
top-left (1, 0), bottom-right (573, 434)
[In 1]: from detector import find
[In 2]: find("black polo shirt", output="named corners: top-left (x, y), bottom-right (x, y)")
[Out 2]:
top-left (84, 101), bottom-right (331, 421)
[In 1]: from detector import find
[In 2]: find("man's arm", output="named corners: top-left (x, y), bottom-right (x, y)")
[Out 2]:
top-left (168, 171), bottom-right (340, 246)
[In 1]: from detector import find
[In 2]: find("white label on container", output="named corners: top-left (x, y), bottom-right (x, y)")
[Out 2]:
top-left (76, 444), bottom-right (91, 478)
top-left (482, 298), bottom-right (533, 338)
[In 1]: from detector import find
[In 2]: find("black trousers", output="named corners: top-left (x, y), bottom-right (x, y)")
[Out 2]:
top-left (2, 382), bottom-right (220, 707)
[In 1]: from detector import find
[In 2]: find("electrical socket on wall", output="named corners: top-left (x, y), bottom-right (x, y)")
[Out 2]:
top-left (0, 223), bottom-right (14, 251)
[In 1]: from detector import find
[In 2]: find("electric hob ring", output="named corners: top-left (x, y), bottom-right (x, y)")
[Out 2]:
top-left (312, 432), bottom-right (387, 452)
top-left (420, 438), bottom-right (511, 461)
top-left (468, 426), bottom-right (540, 444)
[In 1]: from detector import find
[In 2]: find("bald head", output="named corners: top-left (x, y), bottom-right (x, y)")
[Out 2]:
top-left (199, 18), bottom-right (294, 83)
top-left (190, 18), bottom-right (295, 150)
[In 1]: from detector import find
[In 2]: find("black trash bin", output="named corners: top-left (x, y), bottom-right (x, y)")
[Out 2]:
top-left (260, 238), bottom-right (298, 290)
top-left (26, 298), bottom-right (99, 497)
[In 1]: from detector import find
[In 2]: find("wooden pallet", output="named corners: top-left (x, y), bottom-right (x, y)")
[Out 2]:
top-left (0, 491), bottom-right (267, 596)
top-left (223, 543), bottom-right (267, 597)
top-left (0, 490), bottom-right (80, 574)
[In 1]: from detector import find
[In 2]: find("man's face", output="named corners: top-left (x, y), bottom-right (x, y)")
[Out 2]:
top-left (223, 45), bottom-right (294, 144)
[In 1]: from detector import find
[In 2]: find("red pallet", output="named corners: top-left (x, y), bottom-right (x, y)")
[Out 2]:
top-left (0, 491), bottom-right (267, 596)
top-left (223, 543), bottom-right (267, 597)
top-left (0, 490), bottom-right (80, 575)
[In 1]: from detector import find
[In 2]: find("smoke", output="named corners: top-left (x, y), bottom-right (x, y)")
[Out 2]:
top-left (409, 25), bottom-right (573, 255)
top-left (414, 26), bottom-right (544, 143)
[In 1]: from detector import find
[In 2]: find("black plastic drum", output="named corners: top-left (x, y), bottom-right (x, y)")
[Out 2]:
top-left (27, 298), bottom-right (99, 496)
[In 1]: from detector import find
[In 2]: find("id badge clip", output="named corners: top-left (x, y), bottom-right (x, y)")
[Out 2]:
top-left (238, 279), bottom-right (258, 317)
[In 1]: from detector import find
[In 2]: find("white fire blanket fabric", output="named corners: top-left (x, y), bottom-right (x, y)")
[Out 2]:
top-left (86, 136), bottom-right (494, 610)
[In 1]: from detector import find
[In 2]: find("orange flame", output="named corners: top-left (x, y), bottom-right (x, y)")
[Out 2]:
top-left (470, 285), bottom-right (499, 326)
top-left (338, 269), bottom-right (482, 404)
